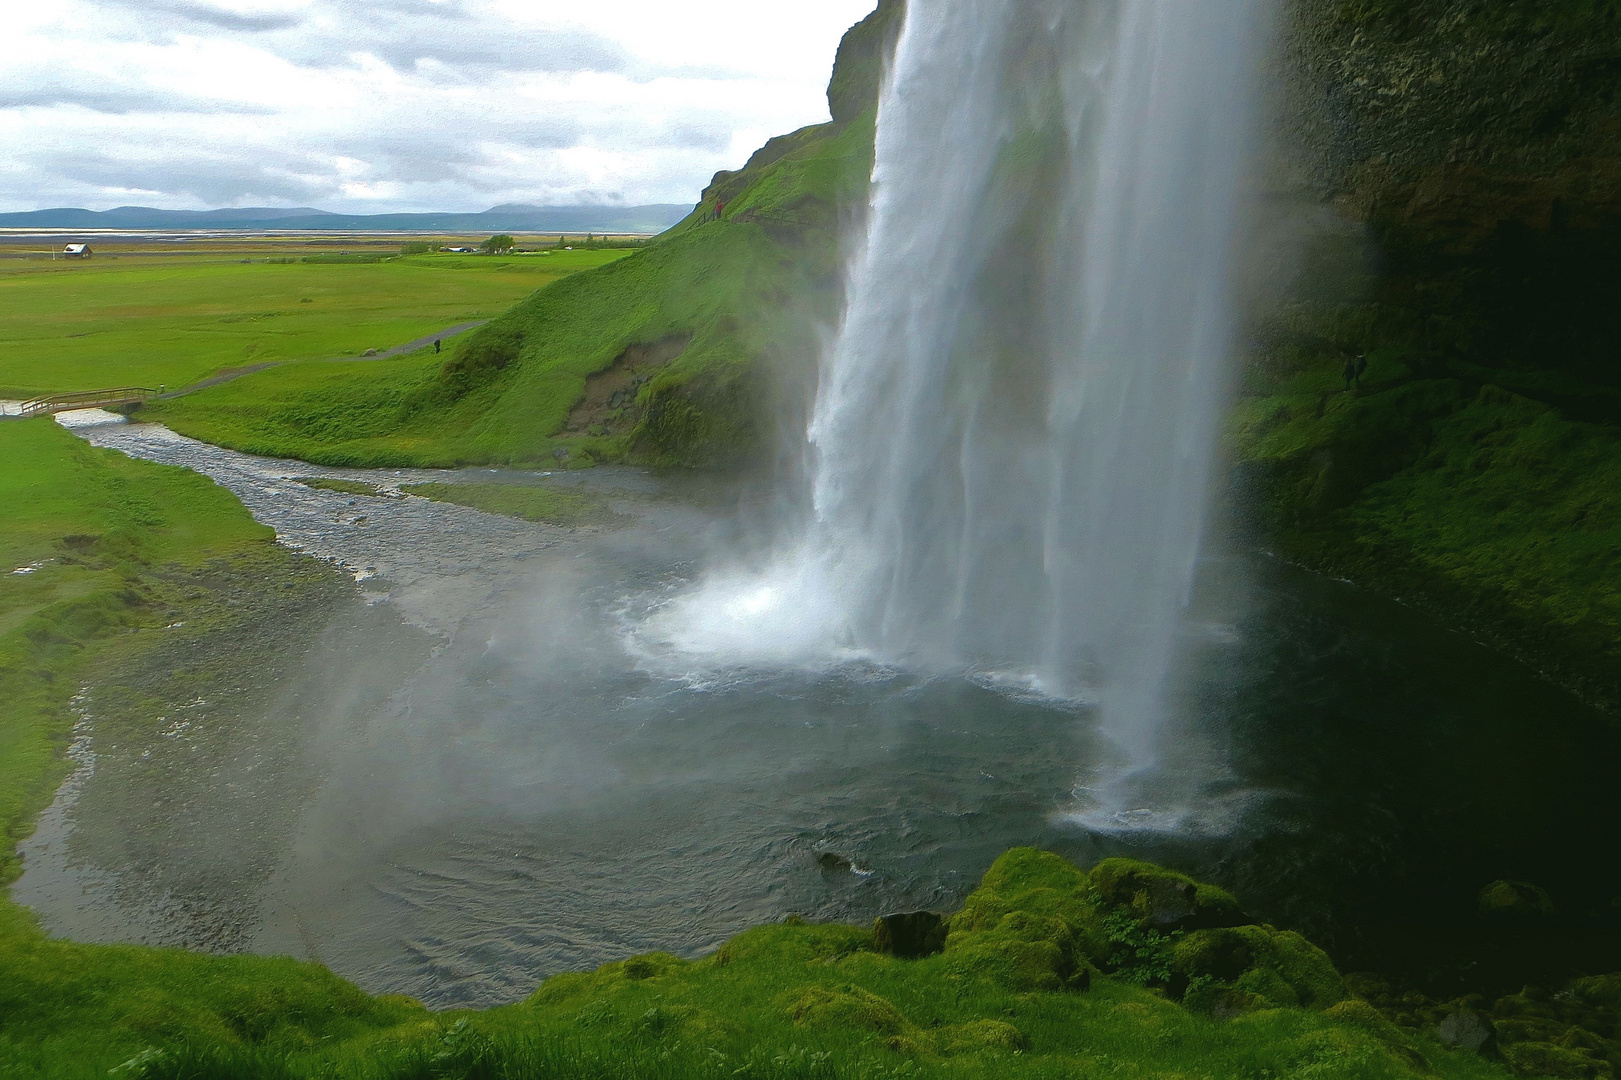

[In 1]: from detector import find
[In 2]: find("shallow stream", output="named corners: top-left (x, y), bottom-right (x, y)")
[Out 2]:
top-left (14, 414), bottom-right (1621, 1007)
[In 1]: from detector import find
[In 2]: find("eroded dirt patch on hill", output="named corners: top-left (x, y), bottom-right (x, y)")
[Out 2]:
top-left (563, 334), bottom-right (692, 437)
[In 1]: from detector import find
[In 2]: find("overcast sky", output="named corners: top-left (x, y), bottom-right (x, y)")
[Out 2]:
top-left (0, 0), bottom-right (877, 213)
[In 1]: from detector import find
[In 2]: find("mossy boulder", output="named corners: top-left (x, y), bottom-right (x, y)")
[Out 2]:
top-left (932, 1019), bottom-right (1030, 1056)
top-left (1478, 879), bottom-right (1557, 923)
top-left (1089, 858), bottom-right (1249, 932)
top-left (944, 849), bottom-right (1348, 1011)
top-left (1501, 1039), bottom-right (1609, 1079)
top-left (1172, 925), bottom-right (1345, 1012)
top-left (944, 849), bottom-right (1096, 991)
top-left (1324, 1000), bottom-right (1430, 1069)
top-left (782, 985), bottom-right (906, 1035)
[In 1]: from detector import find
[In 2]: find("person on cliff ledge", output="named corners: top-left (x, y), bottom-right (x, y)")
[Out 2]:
top-left (1343, 357), bottom-right (1357, 391)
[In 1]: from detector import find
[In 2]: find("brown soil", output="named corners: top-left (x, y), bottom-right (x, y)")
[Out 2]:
top-left (563, 334), bottom-right (692, 437)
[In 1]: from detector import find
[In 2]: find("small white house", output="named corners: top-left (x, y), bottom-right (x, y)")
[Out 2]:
top-left (62, 243), bottom-right (92, 258)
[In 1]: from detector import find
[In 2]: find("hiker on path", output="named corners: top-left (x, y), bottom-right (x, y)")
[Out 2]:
top-left (435, 339), bottom-right (441, 354)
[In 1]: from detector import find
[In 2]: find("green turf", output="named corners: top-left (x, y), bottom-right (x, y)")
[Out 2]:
top-left (0, 249), bottom-right (630, 398)
top-left (399, 482), bottom-right (619, 526)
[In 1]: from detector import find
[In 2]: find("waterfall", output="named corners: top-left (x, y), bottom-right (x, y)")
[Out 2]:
top-left (642, 0), bottom-right (1266, 775)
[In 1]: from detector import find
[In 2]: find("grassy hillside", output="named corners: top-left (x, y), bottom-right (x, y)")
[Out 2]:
top-left (0, 249), bottom-right (627, 398)
top-left (141, 3), bottom-right (902, 470)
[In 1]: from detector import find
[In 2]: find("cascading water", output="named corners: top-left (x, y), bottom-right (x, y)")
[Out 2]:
top-left (642, 0), bottom-right (1267, 781)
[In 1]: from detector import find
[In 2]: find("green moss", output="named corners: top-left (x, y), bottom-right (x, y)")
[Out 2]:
top-left (1500, 1039), bottom-right (1609, 1078)
top-left (783, 985), bottom-right (908, 1035)
top-left (931, 1018), bottom-right (1029, 1055)
top-left (1477, 879), bottom-right (1557, 921)
top-left (1089, 857), bottom-right (1248, 930)
top-left (1176, 928), bottom-right (1346, 1013)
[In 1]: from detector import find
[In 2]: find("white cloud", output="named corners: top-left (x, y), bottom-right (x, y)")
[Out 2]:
top-left (0, 0), bottom-right (878, 212)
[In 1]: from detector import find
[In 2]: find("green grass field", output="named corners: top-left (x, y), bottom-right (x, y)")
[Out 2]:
top-left (0, 249), bottom-right (630, 398)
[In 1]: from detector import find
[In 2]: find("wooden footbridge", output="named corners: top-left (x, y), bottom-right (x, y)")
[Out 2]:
top-left (4, 387), bottom-right (158, 420)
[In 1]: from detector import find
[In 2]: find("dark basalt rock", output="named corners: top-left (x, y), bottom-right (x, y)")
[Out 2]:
top-left (1437, 1009), bottom-right (1500, 1057)
top-left (873, 911), bottom-right (948, 959)
top-left (816, 851), bottom-right (854, 875)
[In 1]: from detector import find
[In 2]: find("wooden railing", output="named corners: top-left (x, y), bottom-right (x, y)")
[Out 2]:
top-left (10, 387), bottom-right (158, 419)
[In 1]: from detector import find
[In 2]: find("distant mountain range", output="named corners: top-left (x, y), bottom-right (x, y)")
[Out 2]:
top-left (0, 203), bottom-right (693, 234)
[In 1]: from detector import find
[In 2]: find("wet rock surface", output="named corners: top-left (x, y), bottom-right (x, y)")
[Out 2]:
top-left (873, 911), bottom-right (947, 959)
top-left (1437, 1009), bottom-right (1499, 1057)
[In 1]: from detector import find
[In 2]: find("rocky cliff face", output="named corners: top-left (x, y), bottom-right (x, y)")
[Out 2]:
top-left (1239, 0), bottom-right (1621, 708)
top-left (1280, 0), bottom-right (1621, 244)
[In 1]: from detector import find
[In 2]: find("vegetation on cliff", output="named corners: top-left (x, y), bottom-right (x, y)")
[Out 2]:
top-left (1240, 0), bottom-right (1621, 707)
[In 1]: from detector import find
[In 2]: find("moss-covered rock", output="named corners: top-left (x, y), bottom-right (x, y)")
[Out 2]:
top-left (931, 1018), bottom-right (1029, 1055)
top-left (1243, 0), bottom-right (1621, 709)
top-left (1173, 926), bottom-right (1346, 1012)
top-left (1478, 879), bottom-right (1558, 923)
top-left (825, 0), bottom-right (905, 124)
top-left (782, 984), bottom-right (907, 1035)
top-left (1501, 1039), bottom-right (1610, 1079)
top-left (944, 848), bottom-right (1096, 991)
top-left (1324, 999), bottom-right (1430, 1070)
top-left (1089, 857), bottom-right (1250, 932)
top-left (943, 849), bottom-right (1349, 1014)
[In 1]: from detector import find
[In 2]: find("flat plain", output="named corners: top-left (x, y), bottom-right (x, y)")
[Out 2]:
top-left (0, 244), bottom-right (631, 397)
